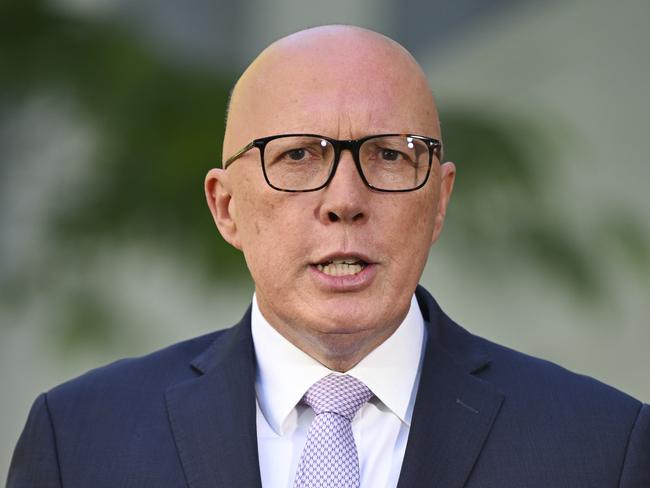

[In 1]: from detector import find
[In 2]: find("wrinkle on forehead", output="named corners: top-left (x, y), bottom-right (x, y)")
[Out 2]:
top-left (223, 25), bottom-right (439, 159)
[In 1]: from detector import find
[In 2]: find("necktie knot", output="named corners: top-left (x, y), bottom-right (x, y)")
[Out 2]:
top-left (302, 374), bottom-right (373, 420)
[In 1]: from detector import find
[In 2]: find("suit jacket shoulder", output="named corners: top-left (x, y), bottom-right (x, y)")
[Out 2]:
top-left (408, 285), bottom-right (650, 487)
top-left (8, 311), bottom-right (260, 488)
top-left (50, 328), bottom-right (224, 397)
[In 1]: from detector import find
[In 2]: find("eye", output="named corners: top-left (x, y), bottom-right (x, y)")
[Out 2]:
top-left (286, 148), bottom-right (307, 161)
top-left (380, 149), bottom-right (401, 161)
top-left (287, 148), bottom-right (306, 161)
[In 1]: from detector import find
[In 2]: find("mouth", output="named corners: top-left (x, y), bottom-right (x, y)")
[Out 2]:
top-left (312, 254), bottom-right (374, 277)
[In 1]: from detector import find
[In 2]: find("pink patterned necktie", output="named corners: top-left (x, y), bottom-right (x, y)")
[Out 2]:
top-left (293, 374), bottom-right (373, 488)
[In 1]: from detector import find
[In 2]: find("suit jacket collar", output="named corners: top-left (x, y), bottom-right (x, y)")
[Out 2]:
top-left (395, 286), bottom-right (504, 487)
top-left (165, 306), bottom-right (263, 488)
top-left (166, 287), bottom-right (503, 488)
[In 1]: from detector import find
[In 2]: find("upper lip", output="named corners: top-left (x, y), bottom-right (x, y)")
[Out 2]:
top-left (311, 252), bottom-right (376, 265)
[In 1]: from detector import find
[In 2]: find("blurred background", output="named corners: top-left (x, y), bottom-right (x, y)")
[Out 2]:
top-left (2, 0), bottom-right (649, 473)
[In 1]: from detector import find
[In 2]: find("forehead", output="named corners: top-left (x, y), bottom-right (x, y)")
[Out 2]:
top-left (227, 35), bottom-right (438, 150)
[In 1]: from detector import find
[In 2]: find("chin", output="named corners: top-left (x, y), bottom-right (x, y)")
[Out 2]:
top-left (306, 304), bottom-right (387, 336)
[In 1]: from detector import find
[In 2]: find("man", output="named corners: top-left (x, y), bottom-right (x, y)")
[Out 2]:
top-left (7, 25), bottom-right (649, 488)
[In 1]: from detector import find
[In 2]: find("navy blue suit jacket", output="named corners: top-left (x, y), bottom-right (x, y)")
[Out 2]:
top-left (7, 286), bottom-right (650, 487)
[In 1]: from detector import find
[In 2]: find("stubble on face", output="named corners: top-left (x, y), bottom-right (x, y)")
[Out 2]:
top-left (216, 26), bottom-right (454, 371)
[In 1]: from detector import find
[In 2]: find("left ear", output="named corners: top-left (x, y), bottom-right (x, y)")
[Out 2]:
top-left (431, 161), bottom-right (456, 245)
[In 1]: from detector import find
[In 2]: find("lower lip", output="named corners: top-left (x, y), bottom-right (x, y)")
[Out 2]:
top-left (308, 263), bottom-right (377, 291)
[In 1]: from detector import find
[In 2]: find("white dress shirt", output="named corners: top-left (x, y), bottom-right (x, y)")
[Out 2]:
top-left (251, 294), bottom-right (426, 488)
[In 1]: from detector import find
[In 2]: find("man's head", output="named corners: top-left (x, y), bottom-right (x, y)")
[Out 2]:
top-left (205, 25), bottom-right (455, 371)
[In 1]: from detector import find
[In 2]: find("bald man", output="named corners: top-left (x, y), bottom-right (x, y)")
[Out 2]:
top-left (8, 26), bottom-right (649, 488)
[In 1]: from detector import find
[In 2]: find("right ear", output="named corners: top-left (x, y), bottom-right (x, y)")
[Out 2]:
top-left (205, 168), bottom-right (242, 250)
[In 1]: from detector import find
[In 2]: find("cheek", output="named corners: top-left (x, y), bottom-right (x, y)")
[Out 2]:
top-left (393, 189), bottom-right (437, 231)
top-left (236, 191), bottom-right (307, 276)
top-left (388, 193), bottom-right (437, 262)
top-left (236, 175), bottom-right (279, 238)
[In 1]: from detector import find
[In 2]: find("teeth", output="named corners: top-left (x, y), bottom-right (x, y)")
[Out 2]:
top-left (316, 261), bottom-right (365, 276)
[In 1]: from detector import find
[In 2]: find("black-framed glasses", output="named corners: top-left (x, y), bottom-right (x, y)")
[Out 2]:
top-left (223, 133), bottom-right (442, 192)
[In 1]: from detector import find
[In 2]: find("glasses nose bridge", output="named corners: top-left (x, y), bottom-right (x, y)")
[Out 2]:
top-left (331, 139), bottom-right (364, 180)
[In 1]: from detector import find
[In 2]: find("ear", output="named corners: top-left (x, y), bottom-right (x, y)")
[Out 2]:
top-left (205, 168), bottom-right (242, 250)
top-left (431, 161), bottom-right (456, 245)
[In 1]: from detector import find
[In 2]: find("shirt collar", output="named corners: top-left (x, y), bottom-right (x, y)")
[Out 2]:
top-left (251, 293), bottom-right (426, 435)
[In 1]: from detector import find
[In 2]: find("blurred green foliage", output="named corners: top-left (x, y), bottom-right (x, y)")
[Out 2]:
top-left (443, 110), bottom-right (602, 299)
top-left (1, 0), bottom-right (245, 281)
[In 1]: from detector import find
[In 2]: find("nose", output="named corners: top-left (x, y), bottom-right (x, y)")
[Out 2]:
top-left (317, 150), bottom-right (369, 225)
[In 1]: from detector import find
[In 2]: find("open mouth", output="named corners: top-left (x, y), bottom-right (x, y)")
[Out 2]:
top-left (315, 258), bottom-right (368, 277)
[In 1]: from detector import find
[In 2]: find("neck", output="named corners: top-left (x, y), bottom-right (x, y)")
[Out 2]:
top-left (254, 293), bottom-right (411, 373)
top-left (277, 324), bottom-right (399, 372)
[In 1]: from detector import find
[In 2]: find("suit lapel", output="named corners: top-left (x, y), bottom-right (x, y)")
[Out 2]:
top-left (165, 309), bottom-right (262, 488)
top-left (396, 287), bottom-right (504, 488)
